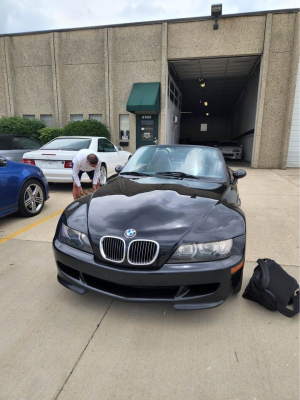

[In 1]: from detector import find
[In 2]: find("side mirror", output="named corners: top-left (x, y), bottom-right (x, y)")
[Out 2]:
top-left (233, 169), bottom-right (246, 180)
top-left (117, 146), bottom-right (123, 151)
top-left (115, 165), bottom-right (123, 174)
top-left (0, 157), bottom-right (7, 167)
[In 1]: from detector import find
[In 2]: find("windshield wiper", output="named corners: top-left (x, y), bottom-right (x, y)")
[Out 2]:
top-left (155, 172), bottom-right (200, 179)
top-left (120, 171), bottom-right (150, 177)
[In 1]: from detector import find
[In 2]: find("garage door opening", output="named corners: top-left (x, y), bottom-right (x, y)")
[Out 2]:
top-left (167, 56), bottom-right (261, 164)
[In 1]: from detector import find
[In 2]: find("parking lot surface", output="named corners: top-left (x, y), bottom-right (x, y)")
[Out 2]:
top-left (0, 166), bottom-right (299, 400)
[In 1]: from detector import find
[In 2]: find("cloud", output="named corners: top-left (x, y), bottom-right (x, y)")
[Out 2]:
top-left (118, 1), bottom-right (167, 22)
top-left (0, 0), bottom-right (54, 34)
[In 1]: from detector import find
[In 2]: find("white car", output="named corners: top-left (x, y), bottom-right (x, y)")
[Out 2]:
top-left (22, 136), bottom-right (132, 185)
top-left (216, 141), bottom-right (242, 160)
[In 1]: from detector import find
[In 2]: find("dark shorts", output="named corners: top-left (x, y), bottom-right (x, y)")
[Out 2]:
top-left (72, 163), bottom-right (95, 182)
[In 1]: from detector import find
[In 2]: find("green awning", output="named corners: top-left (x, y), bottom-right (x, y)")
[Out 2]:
top-left (126, 82), bottom-right (160, 114)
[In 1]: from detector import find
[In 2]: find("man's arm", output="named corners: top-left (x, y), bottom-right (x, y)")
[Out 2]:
top-left (93, 162), bottom-right (101, 186)
top-left (72, 159), bottom-right (81, 187)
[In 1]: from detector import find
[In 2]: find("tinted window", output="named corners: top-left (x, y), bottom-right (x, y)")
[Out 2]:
top-left (41, 138), bottom-right (91, 150)
top-left (12, 137), bottom-right (41, 150)
top-left (98, 139), bottom-right (116, 152)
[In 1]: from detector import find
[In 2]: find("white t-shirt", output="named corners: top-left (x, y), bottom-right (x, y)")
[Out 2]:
top-left (72, 149), bottom-right (102, 187)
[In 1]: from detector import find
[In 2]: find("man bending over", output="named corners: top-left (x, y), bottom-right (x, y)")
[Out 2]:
top-left (72, 149), bottom-right (102, 200)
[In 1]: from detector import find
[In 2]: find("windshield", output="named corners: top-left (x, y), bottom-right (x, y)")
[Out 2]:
top-left (41, 138), bottom-right (92, 151)
top-left (121, 146), bottom-right (225, 180)
top-left (217, 141), bottom-right (240, 146)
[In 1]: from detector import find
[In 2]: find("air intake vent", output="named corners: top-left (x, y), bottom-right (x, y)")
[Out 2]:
top-left (128, 240), bottom-right (159, 265)
top-left (100, 236), bottom-right (125, 263)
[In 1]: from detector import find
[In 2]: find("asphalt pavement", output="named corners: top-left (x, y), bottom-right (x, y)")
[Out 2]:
top-left (0, 165), bottom-right (299, 400)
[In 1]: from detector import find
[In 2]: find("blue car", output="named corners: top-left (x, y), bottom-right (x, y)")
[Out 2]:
top-left (0, 156), bottom-right (49, 218)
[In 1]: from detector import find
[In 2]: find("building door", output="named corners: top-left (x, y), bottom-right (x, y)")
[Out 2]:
top-left (136, 115), bottom-right (158, 148)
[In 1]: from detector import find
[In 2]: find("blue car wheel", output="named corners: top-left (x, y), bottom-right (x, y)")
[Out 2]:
top-left (18, 179), bottom-right (45, 217)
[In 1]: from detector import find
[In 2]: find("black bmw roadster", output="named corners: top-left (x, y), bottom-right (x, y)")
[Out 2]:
top-left (53, 145), bottom-right (246, 310)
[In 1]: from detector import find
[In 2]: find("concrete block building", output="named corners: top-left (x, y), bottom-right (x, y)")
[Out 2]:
top-left (0, 8), bottom-right (299, 168)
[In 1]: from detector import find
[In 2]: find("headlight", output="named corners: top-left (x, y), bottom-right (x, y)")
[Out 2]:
top-left (168, 239), bottom-right (233, 263)
top-left (59, 223), bottom-right (93, 254)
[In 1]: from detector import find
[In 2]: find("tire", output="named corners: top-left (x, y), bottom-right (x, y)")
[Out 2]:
top-left (100, 164), bottom-right (107, 185)
top-left (18, 179), bottom-right (45, 217)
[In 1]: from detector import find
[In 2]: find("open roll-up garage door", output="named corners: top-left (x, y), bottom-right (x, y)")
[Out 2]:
top-left (286, 61), bottom-right (300, 168)
top-left (169, 56), bottom-right (261, 163)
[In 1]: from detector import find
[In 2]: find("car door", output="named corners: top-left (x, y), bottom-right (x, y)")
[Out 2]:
top-left (97, 139), bottom-right (118, 175)
top-left (0, 157), bottom-right (18, 212)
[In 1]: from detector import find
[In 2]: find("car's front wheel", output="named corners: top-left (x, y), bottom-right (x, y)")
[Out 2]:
top-left (18, 179), bottom-right (45, 217)
top-left (100, 164), bottom-right (107, 185)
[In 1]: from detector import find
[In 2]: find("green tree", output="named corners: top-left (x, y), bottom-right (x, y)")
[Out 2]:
top-left (63, 119), bottom-right (110, 139)
top-left (38, 128), bottom-right (64, 144)
top-left (0, 117), bottom-right (46, 139)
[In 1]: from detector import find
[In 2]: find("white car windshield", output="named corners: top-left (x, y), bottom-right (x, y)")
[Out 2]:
top-left (41, 138), bottom-right (92, 150)
top-left (121, 146), bottom-right (225, 180)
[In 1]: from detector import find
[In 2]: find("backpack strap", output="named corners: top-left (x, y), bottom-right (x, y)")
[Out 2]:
top-left (257, 259), bottom-right (270, 289)
top-left (276, 290), bottom-right (300, 318)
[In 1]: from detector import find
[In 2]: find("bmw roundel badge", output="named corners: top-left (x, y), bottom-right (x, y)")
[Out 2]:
top-left (124, 229), bottom-right (136, 238)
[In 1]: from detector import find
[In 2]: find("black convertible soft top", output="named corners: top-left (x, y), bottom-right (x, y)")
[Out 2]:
top-left (0, 134), bottom-right (13, 150)
top-left (0, 134), bottom-right (41, 150)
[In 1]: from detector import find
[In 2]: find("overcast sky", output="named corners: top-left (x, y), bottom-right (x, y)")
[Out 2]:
top-left (0, 0), bottom-right (299, 35)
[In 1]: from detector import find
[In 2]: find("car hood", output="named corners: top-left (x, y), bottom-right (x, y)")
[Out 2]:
top-left (90, 177), bottom-right (222, 237)
top-left (63, 176), bottom-right (245, 265)
top-left (86, 176), bottom-right (243, 237)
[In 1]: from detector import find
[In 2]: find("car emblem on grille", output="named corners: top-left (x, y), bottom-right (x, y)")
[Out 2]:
top-left (124, 229), bottom-right (136, 238)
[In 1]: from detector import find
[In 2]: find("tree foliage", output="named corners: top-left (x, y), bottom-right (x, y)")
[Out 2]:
top-left (0, 117), bottom-right (111, 145)
top-left (0, 117), bottom-right (46, 139)
top-left (63, 119), bottom-right (110, 140)
top-left (38, 128), bottom-right (64, 144)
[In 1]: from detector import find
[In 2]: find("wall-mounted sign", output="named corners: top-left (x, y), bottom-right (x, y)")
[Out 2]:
top-left (120, 130), bottom-right (130, 140)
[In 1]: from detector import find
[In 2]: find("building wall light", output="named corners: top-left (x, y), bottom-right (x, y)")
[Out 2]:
top-left (211, 3), bottom-right (222, 30)
top-left (204, 102), bottom-right (208, 106)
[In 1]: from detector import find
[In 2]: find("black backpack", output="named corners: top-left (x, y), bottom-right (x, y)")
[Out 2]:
top-left (243, 258), bottom-right (299, 318)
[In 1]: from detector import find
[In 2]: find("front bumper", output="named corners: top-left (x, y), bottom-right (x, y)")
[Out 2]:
top-left (222, 153), bottom-right (242, 160)
top-left (53, 235), bottom-right (245, 310)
